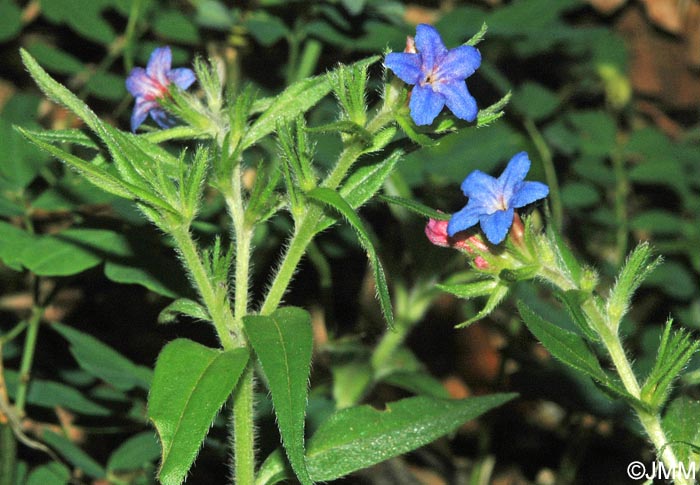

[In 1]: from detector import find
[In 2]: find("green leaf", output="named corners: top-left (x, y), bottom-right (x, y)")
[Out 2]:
top-left (149, 339), bottom-right (249, 485)
top-left (517, 301), bottom-right (608, 382)
top-left (663, 396), bottom-right (700, 465)
top-left (606, 242), bottom-right (661, 329)
top-left (378, 195), bottom-right (451, 221)
top-left (245, 13), bottom-right (289, 46)
top-left (306, 394), bottom-right (516, 481)
top-left (18, 228), bottom-right (130, 276)
top-left (107, 432), bottom-right (161, 472)
top-left (0, 221), bottom-right (34, 271)
top-left (438, 279), bottom-right (498, 300)
top-left (25, 462), bottom-right (70, 485)
top-left (456, 282), bottom-right (510, 328)
top-left (153, 10), bottom-right (199, 44)
top-left (512, 82), bottom-right (559, 121)
top-left (315, 151), bottom-right (403, 233)
top-left (0, 118), bottom-right (51, 189)
top-left (17, 127), bottom-right (135, 200)
top-left (307, 187), bottom-right (393, 327)
top-left (52, 322), bottom-right (153, 391)
top-left (158, 298), bottom-right (210, 324)
top-left (243, 307), bottom-right (313, 485)
top-left (2, 370), bottom-right (110, 416)
top-left (0, 0), bottom-right (21, 42)
top-left (242, 56), bottom-right (379, 150)
top-left (24, 42), bottom-right (84, 75)
top-left (43, 431), bottom-right (106, 479)
top-left (255, 449), bottom-right (293, 485)
top-left (552, 289), bottom-right (599, 341)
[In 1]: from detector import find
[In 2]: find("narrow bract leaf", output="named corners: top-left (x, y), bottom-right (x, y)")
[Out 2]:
top-left (243, 307), bottom-right (313, 485)
top-left (306, 394), bottom-right (516, 481)
top-left (256, 449), bottom-right (293, 485)
top-left (158, 298), bottom-right (210, 324)
top-left (17, 127), bottom-right (134, 200)
top-left (456, 283), bottom-right (510, 328)
top-left (241, 56), bottom-right (379, 149)
top-left (307, 187), bottom-right (393, 327)
top-left (379, 194), bottom-right (451, 220)
top-left (607, 242), bottom-right (661, 330)
top-left (438, 279), bottom-right (498, 300)
top-left (149, 339), bottom-right (249, 485)
top-left (316, 151), bottom-right (403, 233)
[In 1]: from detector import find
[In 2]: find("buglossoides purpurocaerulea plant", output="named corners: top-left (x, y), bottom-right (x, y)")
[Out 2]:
top-left (11, 20), bottom-right (698, 485)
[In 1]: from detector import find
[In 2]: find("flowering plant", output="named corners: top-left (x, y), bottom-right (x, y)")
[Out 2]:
top-left (2, 3), bottom-right (698, 485)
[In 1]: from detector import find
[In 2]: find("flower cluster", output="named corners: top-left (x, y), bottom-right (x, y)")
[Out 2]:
top-left (385, 24), bottom-right (481, 126)
top-left (126, 46), bottom-right (196, 132)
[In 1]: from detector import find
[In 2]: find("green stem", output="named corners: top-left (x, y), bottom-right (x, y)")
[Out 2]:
top-left (232, 364), bottom-right (256, 485)
top-left (524, 118), bottom-right (562, 229)
top-left (15, 305), bottom-right (43, 413)
top-left (0, 425), bottom-right (16, 485)
top-left (170, 226), bottom-right (238, 349)
top-left (260, 141), bottom-right (366, 315)
top-left (539, 260), bottom-right (688, 484)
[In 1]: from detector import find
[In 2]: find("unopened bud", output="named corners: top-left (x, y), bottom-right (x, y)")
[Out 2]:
top-left (404, 36), bottom-right (416, 54)
top-left (425, 218), bottom-right (490, 269)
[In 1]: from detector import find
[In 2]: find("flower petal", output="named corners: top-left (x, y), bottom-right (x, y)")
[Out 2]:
top-left (146, 46), bottom-right (173, 86)
top-left (498, 151), bottom-right (531, 200)
top-left (447, 201), bottom-right (485, 236)
top-left (414, 24), bottom-right (447, 69)
top-left (131, 98), bottom-right (157, 132)
top-left (460, 170), bottom-right (499, 202)
top-left (510, 181), bottom-right (549, 208)
top-left (433, 81), bottom-right (478, 122)
top-left (385, 52), bottom-right (422, 85)
top-left (479, 207), bottom-right (514, 245)
top-left (126, 67), bottom-right (158, 98)
top-left (436, 45), bottom-right (481, 80)
top-left (167, 68), bottom-right (196, 90)
top-left (149, 107), bottom-right (176, 129)
top-left (409, 84), bottom-right (445, 125)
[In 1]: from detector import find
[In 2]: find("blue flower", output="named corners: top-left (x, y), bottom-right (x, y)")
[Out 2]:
top-left (447, 152), bottom-right (549, 245)
top-left (126, 46), bottom-right (196, 132)
top-left (384, 24), bottom-right (481, 126)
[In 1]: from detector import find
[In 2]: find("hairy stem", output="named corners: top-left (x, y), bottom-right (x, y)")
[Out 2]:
top-left (231, 364), bottom-right (256, 485)
top-left (170, 225), bottom-right (238, 349)
top-left (538, 260), bottom-right (688, 484)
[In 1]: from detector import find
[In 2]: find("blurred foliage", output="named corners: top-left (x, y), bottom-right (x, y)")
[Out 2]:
top-left (1, 0), bottom-right (699, 483)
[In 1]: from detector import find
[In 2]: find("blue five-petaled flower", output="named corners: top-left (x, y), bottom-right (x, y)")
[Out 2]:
top-left (385, 24), bottom-right (481, 126)
top-left (126, 46), bottom-right (196, 132)
top-left (447, 152), bottom-right (549, 245)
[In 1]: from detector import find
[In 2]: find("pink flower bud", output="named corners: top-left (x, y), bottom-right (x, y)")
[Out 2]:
top-left (404, 36), bottom-right (416, 54)
top-left (425, 218), bottom-right (490, 269)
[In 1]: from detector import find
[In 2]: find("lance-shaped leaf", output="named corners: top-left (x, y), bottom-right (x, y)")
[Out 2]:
top-left (52, 322), bottom-right (152, 391)
top-left (306, 394), bottom-right (516, 481)
top-left (243, 307), bottom-right (313, 485)
top-left (517, 301), bottom-right (643, 407)
top-left (455, 282), bottom-right (510, 328)
top-left (241, 56), bottom-right (380, 150)
top-left (518, 301), bottom-right (608, 382)
top-left (148, 339), bottom-right (249, 485)
top-left (315, 150), bottom-right (403, 233)
top-left (307, 187), bottom-right (393, 327)
top-left (378, 194), bottom-right (451, 221)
